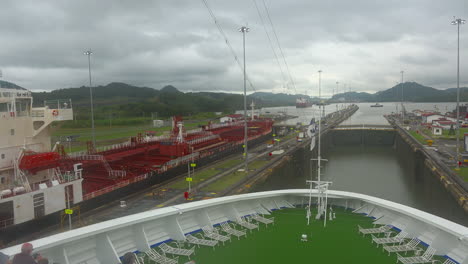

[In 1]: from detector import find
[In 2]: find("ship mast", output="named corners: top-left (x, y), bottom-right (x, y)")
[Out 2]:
top-left (306, 70), bottom-right (331, 227)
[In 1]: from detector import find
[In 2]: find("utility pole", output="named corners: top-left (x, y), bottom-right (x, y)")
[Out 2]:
top-left (239, 26), bottom-right (250, 172)
top-left (452, 17), bottom-right (465, 169)
top-left (84, 50), bottom-right (96, 148)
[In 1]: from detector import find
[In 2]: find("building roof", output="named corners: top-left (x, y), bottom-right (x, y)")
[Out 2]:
top-left (421, 113), bottom-right (439, 117)
top-left (436, 121), bottom-right (455, 125)
top-left (226, 114), bottom-right (243, 118)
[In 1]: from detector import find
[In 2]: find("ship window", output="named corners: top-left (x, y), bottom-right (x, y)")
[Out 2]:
top-left (10, 129), bottom-right (14, 135)
top-left (33, 193), bottom-right (45, 219)
top-left (0, 103), bottom-right (7, 112)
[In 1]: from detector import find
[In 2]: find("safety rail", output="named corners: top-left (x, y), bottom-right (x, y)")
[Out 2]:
top-left (187, 135), bottom-right (220, 145)
top-left (209, 121), bottom-right (244, 129)
top-left (109, 170), bottom-right (126, 178)
top-left (0, 88), bottom-right (31, 98)
top-left (71, 155), bottom-right (104, 161)
top-left (165, 152), bottom-right (199, 167)
top-left (95, 142), bottom-right (132, 153)
top-left (0, 218), bottom-right (14, 229)
top-left (83, 173), bottom-right (149, 200)
top-left (44, 99), bottom-right (72, 110)
top-left (31, 109), bottom-right (45, 117)
top-left (144, 135), bottom-right (171, 143)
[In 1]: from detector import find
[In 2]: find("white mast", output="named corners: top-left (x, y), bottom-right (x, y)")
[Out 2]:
top-left (306, 69), bottom-right (332, 227)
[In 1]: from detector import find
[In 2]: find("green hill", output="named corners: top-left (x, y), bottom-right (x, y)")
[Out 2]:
top-left (331, 82), bottom-right (468, 102)
top-left (31, 83), bottom-right (307, 120)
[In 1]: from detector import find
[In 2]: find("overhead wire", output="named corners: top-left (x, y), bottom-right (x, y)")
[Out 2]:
top-left (261, 0), bottom-right (297, 95)
top-left (252, 0), bottom-right (288, 92)
top-left (200, 0), bottom-right (256, 92)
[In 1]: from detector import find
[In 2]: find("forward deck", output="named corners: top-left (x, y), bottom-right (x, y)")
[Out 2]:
top-left (2, 190), bottom-right (467, 264)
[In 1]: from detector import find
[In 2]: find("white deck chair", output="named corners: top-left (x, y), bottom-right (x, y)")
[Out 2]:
top-left (159, 243), bottom-right (195, 259)
top-left (372, 231), bottom-right (409, 247)
top-left (236, 217), bottom-right (259, 232)
top-left (186, 234), bottom-right (218, 249)
top-left (396, 247), bottom-right (436, 264)
top-left (358, 224), bottom-right (392, 236)
top-left (439, 259), bottom-right (458, 264)
top-left (133, 253), bottom-right (145, 264)
top-left (220, 222), bottom-right (247, 240)
top-left (383, 238), bottom-right (420, 256)
top-left (202, 225), bottom-right (231, 245)
top-left (146, 249), bottom-right (178, 264)
top-left (251, 213), bottom-right (275, 226)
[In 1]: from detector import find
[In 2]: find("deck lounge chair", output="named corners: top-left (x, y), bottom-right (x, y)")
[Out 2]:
top-left (133, 253), bottom-right (145, 264)
top-left (146, 249), bottom-right (178, 264)
top-left (371, 231), bottom-right (408, 247)
top-left (439, 259), bottom-right (458, 264)
top-left (186, 234), bottom-right (218, 248)
top-left (396, 246), bottom-right (436, 264)
top-left (235, 217), bottom-right (259, 232)
top-left (358, 224), bottom-right (392, 236)
top-left (159, 243), bottom-right (196, 259)
top-left (251, 213), bottom-right (275, 226)
top-left (220, 222), bottom-right (247, 239)
top-left (383, 238), bottom-right (420, 256)
top-left (202, 225), bottom-right (231, 245)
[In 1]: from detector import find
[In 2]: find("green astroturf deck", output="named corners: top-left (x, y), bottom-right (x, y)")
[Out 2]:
top-left (141, 208), bottom-right (444, 264)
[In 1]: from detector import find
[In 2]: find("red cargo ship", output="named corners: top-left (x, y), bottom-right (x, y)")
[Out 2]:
top-left (20, 115), bottom-right (273, 204)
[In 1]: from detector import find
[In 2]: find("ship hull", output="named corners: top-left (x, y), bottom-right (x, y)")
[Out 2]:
top-left (0, 133), bottom-right (271, 243)
top-left (296, 103), bottom-right (312, 108)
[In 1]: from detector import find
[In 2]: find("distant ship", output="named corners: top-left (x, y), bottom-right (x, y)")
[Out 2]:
top-left (370, 103), bottom-right (383, 107)
top-left (296, 97), bottom-right (312, 108)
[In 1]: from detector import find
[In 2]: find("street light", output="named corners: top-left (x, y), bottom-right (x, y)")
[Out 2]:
top-left (84, 50), bottom-right (96, 149)
top-left (239, 26), bottom-right (250, 172)
top-left (451, 17), bottom-right (465, 169)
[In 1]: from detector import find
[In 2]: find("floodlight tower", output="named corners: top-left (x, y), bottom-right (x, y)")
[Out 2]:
top-left (451, 17), bottom-right (465, 169)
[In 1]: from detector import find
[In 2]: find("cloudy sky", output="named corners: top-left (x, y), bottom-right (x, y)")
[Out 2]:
top-left (0, 0), bottom-right (466, 97)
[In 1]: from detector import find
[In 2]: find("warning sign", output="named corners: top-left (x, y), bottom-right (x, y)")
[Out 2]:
top-left (186, 177), bottom-right (193, 182)
top-left (65, 209), bottom-right (73, 215)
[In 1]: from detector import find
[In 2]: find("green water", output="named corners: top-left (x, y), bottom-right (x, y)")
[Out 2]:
top-left (252, 142), bottom-right (468, 226)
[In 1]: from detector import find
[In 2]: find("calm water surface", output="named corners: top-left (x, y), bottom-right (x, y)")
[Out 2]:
top-left (254, 102), bottom-right (468, 225)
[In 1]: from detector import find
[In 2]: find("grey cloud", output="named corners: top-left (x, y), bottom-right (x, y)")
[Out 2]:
top-left (0, 0), bottom-right (466, 94)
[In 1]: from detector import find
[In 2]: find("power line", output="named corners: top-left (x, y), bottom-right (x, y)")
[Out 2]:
top-left (261, 0), bottom-right (297, 94)
top-left (252, 0), bottom-right (288, 91)
top-left (200, 0), bottom-right (256, 92)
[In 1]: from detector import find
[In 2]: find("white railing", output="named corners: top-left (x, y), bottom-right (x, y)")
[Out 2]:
top-left (187, 135), bottom-right (220, 145)
top-left (3, 190), bottom-right (468, 264)
top-left (165, 152), bottom-right (199, 167)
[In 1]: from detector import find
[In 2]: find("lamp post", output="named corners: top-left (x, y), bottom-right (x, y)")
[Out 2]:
top-left (84, 50), bottom-right (96, 148)
top-left (452, 17), bottom-right (465, 169)
top-left (239, 26), bottom-right (250, 172)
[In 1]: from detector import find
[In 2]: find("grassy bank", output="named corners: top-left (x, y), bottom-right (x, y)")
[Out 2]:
top-left (452, 167), bottom-right (468, 182)
top-left (409, 131), bottom-right (427, 144)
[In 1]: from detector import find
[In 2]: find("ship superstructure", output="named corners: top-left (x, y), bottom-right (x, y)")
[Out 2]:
top-left (0, 86), bottom-right (81, 228)
top-left (296, 97), bottom-right (312, 108)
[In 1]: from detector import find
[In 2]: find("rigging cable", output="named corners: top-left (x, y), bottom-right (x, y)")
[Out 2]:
top-left (261, 0), bottom-right (297, 95)
top-left (252, 0), bottom-right (288, 91)
top-left (200, 0), bottom-right (256, 92)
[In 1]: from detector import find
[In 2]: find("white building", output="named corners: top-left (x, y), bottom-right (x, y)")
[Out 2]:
top-left (220, 114), bottom-right (243, 123)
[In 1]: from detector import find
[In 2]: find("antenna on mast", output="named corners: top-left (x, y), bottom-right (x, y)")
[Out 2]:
top-left (306, 69), bottom-right (333, 227)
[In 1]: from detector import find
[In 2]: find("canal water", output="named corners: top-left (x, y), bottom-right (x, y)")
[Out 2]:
top-left (254, 103), bottom-right (468, 226)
